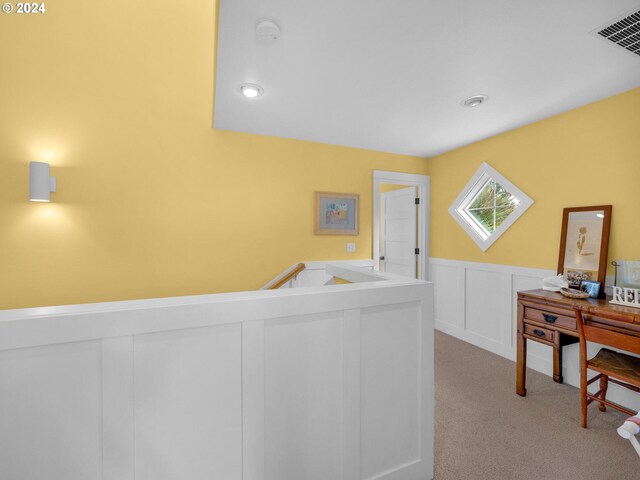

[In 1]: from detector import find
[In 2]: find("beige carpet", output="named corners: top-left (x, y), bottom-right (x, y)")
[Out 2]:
top-left (435, 331), bottom-right (639, 480)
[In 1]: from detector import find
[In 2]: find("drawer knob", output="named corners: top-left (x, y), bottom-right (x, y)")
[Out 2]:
top-left (533, 329), bottom-right (546, 338)
top-left (542, 313), bottom-right (557, 324)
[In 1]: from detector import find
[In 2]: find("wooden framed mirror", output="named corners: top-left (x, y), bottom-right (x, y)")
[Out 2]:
top-left (557, 205), bottom-right (612, 297)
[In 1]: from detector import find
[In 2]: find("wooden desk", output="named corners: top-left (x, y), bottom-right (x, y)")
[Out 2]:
top-left (516, 289), bottom-right (640, 396)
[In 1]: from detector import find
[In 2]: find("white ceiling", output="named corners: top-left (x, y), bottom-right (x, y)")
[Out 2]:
top-left (214, 0), bottom-right (640, 157)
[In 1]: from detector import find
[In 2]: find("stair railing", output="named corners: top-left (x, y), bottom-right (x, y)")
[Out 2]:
top-left (265, 263), bottom-right (306, 290)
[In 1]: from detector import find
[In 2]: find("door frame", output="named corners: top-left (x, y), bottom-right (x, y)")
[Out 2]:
top-left (373, 170), bottom-right (430, 280)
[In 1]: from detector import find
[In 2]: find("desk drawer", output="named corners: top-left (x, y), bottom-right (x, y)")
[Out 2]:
top-left (524, 323), bottom-right (556, 343)
top-left (524, 307), bottom-right (576, 330)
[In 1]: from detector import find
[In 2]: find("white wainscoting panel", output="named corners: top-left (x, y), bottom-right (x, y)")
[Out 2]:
top-left (430, 263), bottom-right (462, 330)
top-left (264, 312), bottom-right (344, 480)
top-left (134, 324), bottom-right (243, 480)
top-left (102, 336), bottom-right (135, 480)
top-left (0, 341), bottom-right (103, 480)
top-left (430, 258), bottom-right (554, 362)
top-left (430, 257), bottom-right (640, 412)
top-left (361, 302), bottom-right (422, 480)
top-left (342, 308), bottom-right (362, 480)
top-left (465, 268), bottom-right (506, 347)
top-left (0, 266), bottom-right (434, 480)
top-left (242, 320), bottom-right (266, 480)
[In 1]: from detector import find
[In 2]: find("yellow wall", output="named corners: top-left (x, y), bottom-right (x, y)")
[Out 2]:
top-left (3, 0), bottom-right (637, 310)
top-left (0, 0), bottom-right (428, 310)
top-left (429, 88), bottom-right (640, 271)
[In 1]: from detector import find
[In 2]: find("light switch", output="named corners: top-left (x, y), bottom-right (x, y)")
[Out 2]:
top-left (346, 243), bottom-right (356, 253)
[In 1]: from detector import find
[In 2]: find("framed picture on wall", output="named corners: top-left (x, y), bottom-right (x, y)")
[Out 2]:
top-left (557, 205), bottom-right (611, 297)
top-left (314, 191), bottom-right (359, 235)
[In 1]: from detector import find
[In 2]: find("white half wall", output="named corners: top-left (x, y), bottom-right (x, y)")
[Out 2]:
top-left (430, 257), bottom-right (640, 411)
top-left (0, 268), bottom-right (434, 480)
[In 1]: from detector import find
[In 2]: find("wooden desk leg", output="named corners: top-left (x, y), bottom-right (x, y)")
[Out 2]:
top-left (516, 303), bottom-right (527, 396)
top-left (553, 342), bottom-right (563, 384)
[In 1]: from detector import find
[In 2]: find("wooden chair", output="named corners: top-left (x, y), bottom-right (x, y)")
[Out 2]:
top-left (575, 307), bottom-right (640, 428)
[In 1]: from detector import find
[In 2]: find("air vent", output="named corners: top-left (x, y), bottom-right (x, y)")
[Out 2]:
top-left (593, 8), bottom-right (640, 58)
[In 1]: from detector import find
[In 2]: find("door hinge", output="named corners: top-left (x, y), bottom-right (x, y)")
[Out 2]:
top-left (415, 248), bottom-right (420, 255)
top-left (415, 198), bottom-right (420, 205)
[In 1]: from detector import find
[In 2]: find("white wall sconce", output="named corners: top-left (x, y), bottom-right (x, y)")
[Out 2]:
top-left (29, 161), bottom-right (57, 202)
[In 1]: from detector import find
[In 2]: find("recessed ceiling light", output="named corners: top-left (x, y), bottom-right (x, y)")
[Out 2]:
top-left (240, 83), bottom-right (264, 98)
top-left (461, 95), bottom-right (488, 108)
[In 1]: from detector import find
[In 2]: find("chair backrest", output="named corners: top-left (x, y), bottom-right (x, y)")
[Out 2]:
top-left (575, 307), bottom-right (640, 356)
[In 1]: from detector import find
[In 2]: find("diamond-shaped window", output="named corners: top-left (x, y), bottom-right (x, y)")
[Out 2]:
top-left (449, 163), bottom-right (533, 251)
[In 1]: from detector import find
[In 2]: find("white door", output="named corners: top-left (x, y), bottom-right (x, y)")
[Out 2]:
top-left (380, 187), bottom-right (417, 278)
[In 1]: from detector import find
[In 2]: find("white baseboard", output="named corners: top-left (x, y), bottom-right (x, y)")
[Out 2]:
top-left (435, 319), bottom-right (515, 361)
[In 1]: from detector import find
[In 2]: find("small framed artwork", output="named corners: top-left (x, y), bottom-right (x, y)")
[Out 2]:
top-left (314, 191), bottom-right (359, 235)
top-left (580, 280), bottom-right (601, 299)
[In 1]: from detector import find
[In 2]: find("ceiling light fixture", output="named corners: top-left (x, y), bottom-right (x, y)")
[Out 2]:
top-left (240, 83), bottom-right (264, 98)
top-left (461, 95), bottom-right (488, 108)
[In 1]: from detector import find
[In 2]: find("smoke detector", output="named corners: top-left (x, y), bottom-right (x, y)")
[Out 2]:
top-left (591, 8), bottom-right (640, 58)
top-left (461, 95), bottom-right (488, 108)
top-left (255, 19), bottom-right (281, 44)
